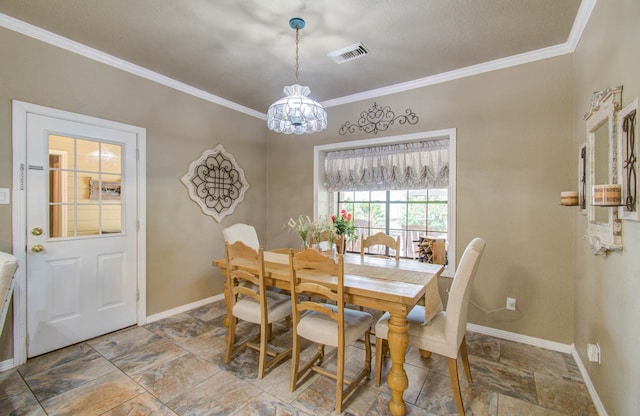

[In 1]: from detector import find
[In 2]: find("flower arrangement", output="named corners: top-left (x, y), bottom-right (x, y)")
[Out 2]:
top-left (286, 215), bottom-right (312, 248)
top-left (332, 209), bottom-right (356, 240)
top-left (310, 215), bottom-right (336, 249)
top-left (286, 210), bottom-right (356, 253)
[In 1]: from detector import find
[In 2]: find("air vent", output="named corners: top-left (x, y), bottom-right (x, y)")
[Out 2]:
top-left (328, 43), bottom-right (369, 64)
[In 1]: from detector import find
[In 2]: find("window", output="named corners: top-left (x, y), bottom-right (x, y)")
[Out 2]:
top-left (314, 130), bottom-right (456, 275)
top-left (338, 188), bottom-right (448, 260)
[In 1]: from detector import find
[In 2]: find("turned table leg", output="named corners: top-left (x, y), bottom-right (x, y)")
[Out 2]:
top-left (386, 310), bottom-right (410, 416)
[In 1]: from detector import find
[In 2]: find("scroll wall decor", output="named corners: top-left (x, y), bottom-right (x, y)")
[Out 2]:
top-left (618, 97), bottom-right (638, 221)
top-left (181, 144), bottom-right (249, 222)
top-left (339, 102), bottom-right (418, 135)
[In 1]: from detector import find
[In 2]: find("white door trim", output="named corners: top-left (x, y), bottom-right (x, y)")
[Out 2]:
top-left (11, 100), bottom-right (147, 366)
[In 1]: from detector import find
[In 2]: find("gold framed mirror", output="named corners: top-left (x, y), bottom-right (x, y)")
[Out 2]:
top-left (584, 87), bottom-right (623, 255)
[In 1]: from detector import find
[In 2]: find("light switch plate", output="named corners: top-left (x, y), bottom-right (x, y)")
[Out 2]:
top-left (0, 188), bottom-right (10, 204)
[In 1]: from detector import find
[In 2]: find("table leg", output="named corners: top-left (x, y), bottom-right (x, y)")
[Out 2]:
top-left (386, 310), bottom-right (409, 416)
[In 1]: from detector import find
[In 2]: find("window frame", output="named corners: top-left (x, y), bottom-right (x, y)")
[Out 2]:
top-left (313, 129), bottom-right (456, 277)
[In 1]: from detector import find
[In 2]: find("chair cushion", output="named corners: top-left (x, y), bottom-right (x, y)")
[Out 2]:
top-left (375, 306), bottom-right (459, 359)
top-left (423, 276), bottom-right (443, 325)
top-left (297, 304), bottom-right (372, 347)
top-left (233, 291), bottom-right (291, 324)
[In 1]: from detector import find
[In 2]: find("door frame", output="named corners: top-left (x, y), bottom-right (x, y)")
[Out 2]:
top-left (11, 100), bottom-right (147, 366)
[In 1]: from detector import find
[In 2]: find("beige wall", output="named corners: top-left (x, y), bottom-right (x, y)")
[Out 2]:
top-left (267, 55), bottom-right (576, 343)
top-left (572, 0), bottom-right (640, 414)
top-left (0, 27), bottom-right (267, 360)
top-left (1, 5), bottom-right (638, 413)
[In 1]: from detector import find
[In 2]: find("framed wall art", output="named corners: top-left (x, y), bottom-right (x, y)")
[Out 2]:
top-left (181, 144), bottom-right (249, 222)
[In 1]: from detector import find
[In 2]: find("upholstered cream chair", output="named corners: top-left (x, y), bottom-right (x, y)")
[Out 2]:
top-left (288, 248), bottom-right (372, 413)
top-left (223, 223), bottom-right (260, 251)
top-left (0, 252), bottom-right (18, 337)
top-left (360, 232), bottom-right (401, 261)
top-left (374, 238), bottom-right (486, 416)
top-left (224, 241), bottom-right (292, 378)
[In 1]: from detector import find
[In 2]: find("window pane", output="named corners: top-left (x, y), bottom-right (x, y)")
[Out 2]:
top-left (369, 203), bottom-right (386, 227)
top-left (428, 204), bottom-right (448, 232)
top-left (404, 203), bottom-right (426, 228)
top-left (429, 188), bottom-right (448, 202)
top-left (409, 189), bottom-right (428, 201)
top-left (389, 203), bottom-right (404, 229)
top-left (390, 190), bottom-right (407, 201)
top-left (336, 185), bottom-right (448, 259)
top-left (371, 191), bottom-right (386, 201)
top-left (77, 139), bottom-right (101, 173)
top-left (339, 202), bottom-right (354, 216)
top-left (340, 191), bottom-right (355, 202)
top-left (77, 204), bottom-right (100, 236)
top-left (102, 204), bottom-right (122, 233)
top-left (101, 143), bottom-right (122, 174)
top-left (353, 202), bottom-right (369, 226)
top-left (353, 191), bottom-right (369, 202)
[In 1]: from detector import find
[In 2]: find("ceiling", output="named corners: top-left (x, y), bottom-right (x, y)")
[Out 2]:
top-left (0, 0), bottom-right (586, 116)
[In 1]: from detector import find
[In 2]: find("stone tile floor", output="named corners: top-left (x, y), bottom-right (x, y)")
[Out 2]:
top-left (0, 300), bottom-right (597, 415)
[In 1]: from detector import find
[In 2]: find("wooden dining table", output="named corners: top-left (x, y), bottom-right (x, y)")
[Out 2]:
top-left (213, 249), bottom-right (444, 416)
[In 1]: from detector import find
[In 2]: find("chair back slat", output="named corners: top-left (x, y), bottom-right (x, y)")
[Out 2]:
top-left (296, 282), bottom-right (338, 302)
top-left (298, 301), bottom-right (338, 319)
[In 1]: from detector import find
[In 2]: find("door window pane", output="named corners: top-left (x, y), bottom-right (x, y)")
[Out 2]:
top-left (49, 135), bottom-right (123, 238)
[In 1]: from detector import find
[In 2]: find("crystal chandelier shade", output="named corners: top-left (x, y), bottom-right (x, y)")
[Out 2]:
top-left (266, 18), bottom-right (327, 135)
top-left (267, 84), bottom-right (327, 134)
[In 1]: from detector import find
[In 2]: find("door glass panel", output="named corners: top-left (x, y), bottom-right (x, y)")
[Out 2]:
top-left (77, 204), bottom-right (100, 236)
top-left (49, 135), bottom-right (123, 238)
top-left (77, 139), bottom-right (100, 174)
top-left (101, 143), bottom-right (122, 174)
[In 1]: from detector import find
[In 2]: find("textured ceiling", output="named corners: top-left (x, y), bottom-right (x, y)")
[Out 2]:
top-left (0, 0), bottom-right (583, 114)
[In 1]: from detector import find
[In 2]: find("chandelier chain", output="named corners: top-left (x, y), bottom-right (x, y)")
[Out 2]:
top-left (295, 25), bottom-right (300, 83)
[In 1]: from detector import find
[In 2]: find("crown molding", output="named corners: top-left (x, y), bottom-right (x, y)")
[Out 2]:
top-left (567, 0), bottom-right (597, 50)
top-left (2, 0), bottom-right (595, 117)
top-left (322, 0), bottom-right (596, 108)
top-left (0, 12), bottom-right (266, 120)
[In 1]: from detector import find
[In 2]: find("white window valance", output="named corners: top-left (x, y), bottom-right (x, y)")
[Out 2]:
top-left (324, 139), bottom-right (449, 191)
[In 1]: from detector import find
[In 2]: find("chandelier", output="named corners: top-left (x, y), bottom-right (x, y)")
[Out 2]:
top-left (267, 18), bottom-right (327, 135)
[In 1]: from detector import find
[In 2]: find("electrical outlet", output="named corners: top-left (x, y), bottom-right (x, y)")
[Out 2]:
top-left (506, 297), bottom-right (516, 311)
top-left (587, 343), bottom-right (601, 364)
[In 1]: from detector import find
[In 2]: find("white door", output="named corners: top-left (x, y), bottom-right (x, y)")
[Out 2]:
top-left (26, 113), bottom-right (138, 357)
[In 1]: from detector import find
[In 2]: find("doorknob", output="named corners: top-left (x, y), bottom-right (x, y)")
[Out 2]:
top-left (31, 244), bottom-right (44, 253)
top-left (31, 227), bottom-right (43, 236)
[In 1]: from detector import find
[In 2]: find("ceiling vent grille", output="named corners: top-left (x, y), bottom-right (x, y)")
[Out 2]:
top-left (328, 43), bottom-right (369, 64)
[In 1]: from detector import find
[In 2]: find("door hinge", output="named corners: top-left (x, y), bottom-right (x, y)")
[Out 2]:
top-left (136, 148), bottom-right (140, 161)
top-left (136, 220), bottom-right (140, 232)
top-left (136, 288), bottom-right (140, 301)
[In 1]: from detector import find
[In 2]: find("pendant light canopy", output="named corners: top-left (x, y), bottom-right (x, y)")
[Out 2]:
top-left (267, 18), bottom-right (327, 135)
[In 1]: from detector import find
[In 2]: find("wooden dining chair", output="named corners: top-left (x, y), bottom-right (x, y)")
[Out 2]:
top-left (224, 241), bottom-right (292, 378)
top-left (288, 248), bottom-right (372, 413)
top-left (374, 238), bottom-right (486, 416)
top-left (360, 232), bottom-right (401, 261)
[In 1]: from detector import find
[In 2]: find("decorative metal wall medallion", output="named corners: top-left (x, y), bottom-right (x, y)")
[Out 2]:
top-left (339, 102), bottom-right (419, 135)
top-left (181, 144), bottom-right (249, 222)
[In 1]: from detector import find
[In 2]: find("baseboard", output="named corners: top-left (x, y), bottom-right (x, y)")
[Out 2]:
top-left (145, 294), bottom-right (224, 324)
top-left (466, 323), bottom-right (572, 354)
top-left (571, 344), bottom-right (608, 416)
top-left (0, 358), bottom-right (14, 372)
